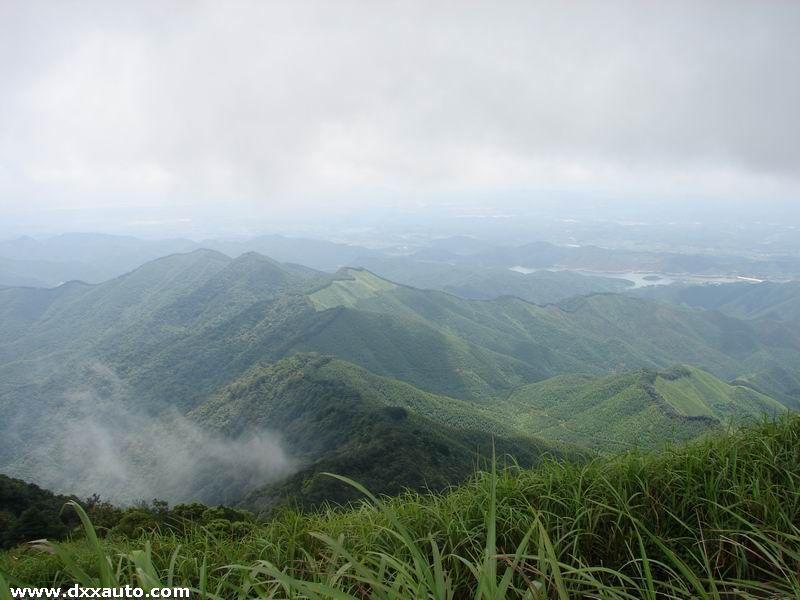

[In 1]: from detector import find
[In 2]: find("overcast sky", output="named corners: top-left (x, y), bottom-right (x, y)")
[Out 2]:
top-left (1, 1), bottom-right (798, 233)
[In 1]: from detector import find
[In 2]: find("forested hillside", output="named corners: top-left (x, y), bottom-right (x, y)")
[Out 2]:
top-left (192, 353), bottom-right (574, 510)
top-left (0, 475), bottom-right (80, 551)
top-left (304, 268), bottom-right (800, 403)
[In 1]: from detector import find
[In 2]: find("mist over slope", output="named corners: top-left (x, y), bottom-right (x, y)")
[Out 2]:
top-left (1, 359), bottom-right (293, 505)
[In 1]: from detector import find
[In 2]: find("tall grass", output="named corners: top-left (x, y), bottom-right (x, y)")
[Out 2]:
top-left (3, 416), bottom-right (800, 598)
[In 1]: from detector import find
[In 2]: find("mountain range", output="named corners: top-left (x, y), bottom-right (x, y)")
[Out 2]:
top-left (1, 247), bottom-right (799, 509)
top-left (4, 232), bottom-right (800, 290)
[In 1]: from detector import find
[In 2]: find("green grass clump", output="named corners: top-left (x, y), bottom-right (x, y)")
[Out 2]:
top-left (3, 416), bottom-right (800, 597)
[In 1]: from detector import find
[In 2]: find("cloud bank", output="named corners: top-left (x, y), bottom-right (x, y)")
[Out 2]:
top-left (1, 0), bottom-right (798, 220)
top-left (4, 362), bottom-right (292, 505)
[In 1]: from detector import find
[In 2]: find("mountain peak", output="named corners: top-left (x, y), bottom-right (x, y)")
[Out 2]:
top-left (231, 251), bottom-right (283, 266)
top-left (309, 268), bottom-right (398, 310)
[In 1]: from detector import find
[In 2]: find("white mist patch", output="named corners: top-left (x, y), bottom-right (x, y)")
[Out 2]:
top-left (27, 363), bottom-right (293, 505)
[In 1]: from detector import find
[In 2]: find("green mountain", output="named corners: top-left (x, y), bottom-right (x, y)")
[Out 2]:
top-left (191, 353), bottom-right (572, 511)
top-left (204, 234), bottom-right (382, 272)
top-left (1, 252), bottom-right (798, 506)
top-left (5, 232), bottom-right (799, 291)
top-left (501, 365), bottom-right (786, 452)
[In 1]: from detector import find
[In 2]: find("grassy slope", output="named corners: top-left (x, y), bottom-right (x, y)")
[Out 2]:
top-left (503, 365), bottom-right (786, 452)
top-left (5, 416), bottom-right (800, 597)
top-left (308, 268), bottom-right (398, 309)
top-left (296, 306), bottom-right (538, 401)
top-left (655, 365), bottom-right (782, 417)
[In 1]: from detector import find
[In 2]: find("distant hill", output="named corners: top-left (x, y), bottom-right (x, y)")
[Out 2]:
top-left (203, 234), bottom-right (383, 272)
top-left (0, 233), bottom-right (379, 287)
top-left (0, 256), bottom-right (76, 287)
top-left (411, 237), bottom-right (800, 279)
top-left (5, 232), bottom-right (799, 292)
top-left (635, 280), bottom-right (800, 322)
top-left (350, 255), bottom-right (632, 304)
top-left (0, 233), bottom-right (199, 286)
top-left (5, 231), bottom-right (800, 291)
top-left (503, 365), bottom-right (786, 451)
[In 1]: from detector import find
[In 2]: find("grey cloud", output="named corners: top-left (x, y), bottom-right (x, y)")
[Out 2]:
top-left (0, 0), bottom-right (798, 217)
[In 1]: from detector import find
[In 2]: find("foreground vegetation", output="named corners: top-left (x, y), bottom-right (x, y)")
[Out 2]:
top-left (2, 416), bottom-right (800, 597)
top-left (0, 476), bottom-right (82, 551)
